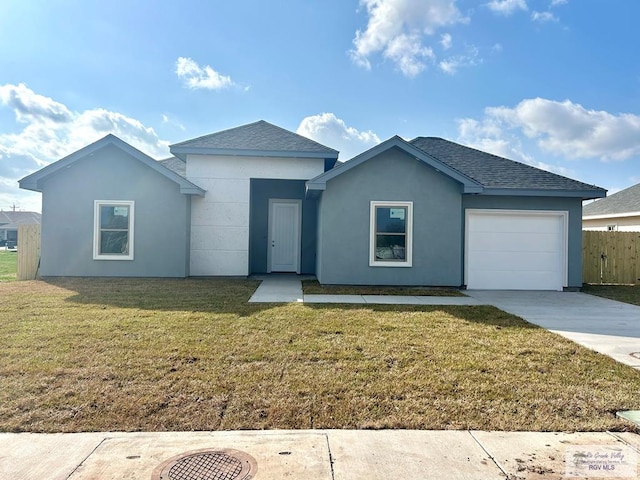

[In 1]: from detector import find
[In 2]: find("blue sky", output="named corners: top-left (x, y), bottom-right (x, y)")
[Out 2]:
top-left (1, 0), bottom-right (639, 212)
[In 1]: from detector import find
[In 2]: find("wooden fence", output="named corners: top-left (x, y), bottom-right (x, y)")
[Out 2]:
top-left (17, 224), bottom-right (41, 280)
top-left (583, 230), bottom-right (640, 284)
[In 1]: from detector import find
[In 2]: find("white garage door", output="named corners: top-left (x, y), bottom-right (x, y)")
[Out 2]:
top-left (465, 210), bottom-right (567, 291)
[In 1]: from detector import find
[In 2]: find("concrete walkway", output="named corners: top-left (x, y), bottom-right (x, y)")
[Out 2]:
top-left (248, 275), bottom-right (305, 303)
top-left (2, 430), bottom-right (639, 479)
top-left (466, 290), bottom-right (640, 369)
top-left (249, 275), bottom-right (484, 305)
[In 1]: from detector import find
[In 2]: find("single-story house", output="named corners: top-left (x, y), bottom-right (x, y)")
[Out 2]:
top-left (0, 211), bottom-right (42, 245)
top-left (19, 120), bottom-right (606, 290)
top-left (583, 182), bottom-right (640, 232)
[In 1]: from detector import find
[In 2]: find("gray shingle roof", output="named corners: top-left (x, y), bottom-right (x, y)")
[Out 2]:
top-left (410, 137), bottom-right (603, 192)
top-left (159, 157), bottom-right (186, 177)
top-left (583, 182), bottom-right (640, 216)
top-left (0, 211), bottom-right (41, 229)
top-left (170, 120), bottom-right (339, 159)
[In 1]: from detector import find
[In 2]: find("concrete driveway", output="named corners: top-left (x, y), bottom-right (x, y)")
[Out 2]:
top-left (466, 290), bottom-right (640, 369)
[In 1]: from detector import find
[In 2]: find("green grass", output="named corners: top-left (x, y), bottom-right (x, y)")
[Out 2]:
top-left (302, 279), bottom-right (463, 296)
top-left (1, 278), bottom-right (639, 433)
top-left (583, 284), bottom-right (640, 306)
top-left (0, 250), bottom-right (17, 282)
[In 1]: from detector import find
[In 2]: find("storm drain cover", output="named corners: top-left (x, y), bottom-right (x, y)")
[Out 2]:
top-left (151, 448), bottom-right (257, 480)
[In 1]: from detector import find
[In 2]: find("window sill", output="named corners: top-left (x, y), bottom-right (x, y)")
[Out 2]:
top-left (369, 261), bottom-right (412, 268)
top-left (93, 255), bottom-right (134, 261)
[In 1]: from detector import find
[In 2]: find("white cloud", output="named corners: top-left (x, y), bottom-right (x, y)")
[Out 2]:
top-left (550, 0), bottom-right (567, 6)
top-left (457, 116), bottom-right (574, 177)
top-left (440, 33), bottom-right (453, 50)
top-left (0, 83), bottom-right (72, 124)
top-left (161, 113), bottom-right (186, 131)
top-left (296, 113), bottom-right (380, 160)
top-left (531, 11), bottom-right (557, 22)
top-left (175, 57), bottom-right (235, 90)
top-left (384, 33), bottom-right (436, 77)
top-left (349, 0), bottom-right (468, 77)
top-left (486, 98), bottom-right (640, 160)
top-left (486, 0), bottom-right (527, 15)
top-left (0, 83), bottom-right (169, 212)
top-left (457, 98), bottom-right (640, 181)
top-left (439, 45), bottom-right (481, 74)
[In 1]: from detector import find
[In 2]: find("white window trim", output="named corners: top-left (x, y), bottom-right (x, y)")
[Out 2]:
top-left (93, 200), bottom-right (135, 261)
top-left (369, 201), bottom-right (413, 267)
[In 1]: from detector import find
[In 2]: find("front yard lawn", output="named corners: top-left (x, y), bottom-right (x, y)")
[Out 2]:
top-left (583, 284), bottom-right (640, 306)
top-left (1, 278), bottom-right (639, 433)
top-left (0, 250), bottom-right (17, 282)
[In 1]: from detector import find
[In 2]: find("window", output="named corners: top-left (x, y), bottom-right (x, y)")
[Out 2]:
top-left (370, 201), bottom-right (413, 267)
top-left (607, 224), bottom-right (617, 231)
top-left (93, 201), bottom-right (134, 260)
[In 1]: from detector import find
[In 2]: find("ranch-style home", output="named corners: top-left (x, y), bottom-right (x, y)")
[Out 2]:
top-left (19, 120), bottom-right (606, 290)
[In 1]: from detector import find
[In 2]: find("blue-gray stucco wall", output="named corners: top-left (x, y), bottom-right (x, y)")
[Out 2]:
top-left (39, 144), bottom-right (191, 277)
top-left (316, 147), bottom-right (584, 287)
top-left (249, 179), bottom-right (317, 274)
top-left (462, 195), bottom-right (583, 288)
top-left (316, 147), bottom-right (463, 286)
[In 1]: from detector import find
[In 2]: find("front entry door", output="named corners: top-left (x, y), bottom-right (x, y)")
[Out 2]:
top-left (268, 199), bottom-right (302, 273)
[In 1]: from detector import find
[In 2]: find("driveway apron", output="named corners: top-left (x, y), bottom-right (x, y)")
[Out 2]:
top-left (466, 290), bottom-right (640, 369)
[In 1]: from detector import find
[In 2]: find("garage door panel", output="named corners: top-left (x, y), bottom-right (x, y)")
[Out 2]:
top-left (466, 211), bottom-right (567, 291)
top-left (468, 269), bottom-right (561, 291)
top-left (469, 215), bottom-right (562, 233)
top-left (469, 251), bottom-right (561, 272)
top-left (468, 231), bottom-right (562, 253)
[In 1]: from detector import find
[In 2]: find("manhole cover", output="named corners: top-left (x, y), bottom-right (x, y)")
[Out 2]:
top-left (151, 448), bottom-right (257, 480)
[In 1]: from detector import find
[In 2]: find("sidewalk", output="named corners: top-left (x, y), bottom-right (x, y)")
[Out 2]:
top-left (2, 430), bottom-right (639, 479)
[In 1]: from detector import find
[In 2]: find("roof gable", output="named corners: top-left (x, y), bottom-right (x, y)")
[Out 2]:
top-left (19, 135), bottom-right (204, 196)
top-left (307, 136), bottom-right (483, 195)
top-left (410, 137), bottom-right (605, 198)
top-left (170, 120), bottom-right (339, 162)
top-left (583, 182), bottom-right (640, 217)
top-left (308, 135), bottom-right (606, 200)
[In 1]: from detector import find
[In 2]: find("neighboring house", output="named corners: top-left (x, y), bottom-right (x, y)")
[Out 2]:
top-left (583, 182), bottom-right (640, 231)
top-left (19, 120), bottom-right (606, 290)
top-left (0, 211), bottom-right (42, 244)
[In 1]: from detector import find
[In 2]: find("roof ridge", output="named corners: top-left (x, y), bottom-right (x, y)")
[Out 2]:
top-left (411, 136), bottom-right (601, 190)
top-left (169, 120), bottom-right (339, 159)
top-left (258, 120), bottom-right (340, 153)
top-left (170, 120), bottom-right (266, 148)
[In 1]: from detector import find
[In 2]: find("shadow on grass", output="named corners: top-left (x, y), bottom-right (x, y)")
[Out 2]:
top-left (44, 277), bottom-right (271, 316)
top-left (45, 277), bottom-right (540, 329)
top-left (583, 284), bottom-right (640, 307)
top-left (299, 302), bottom-right (541, 330)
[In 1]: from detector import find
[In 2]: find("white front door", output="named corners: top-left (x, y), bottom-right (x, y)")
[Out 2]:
top-left (268, 199), bottom-right (302, 273)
